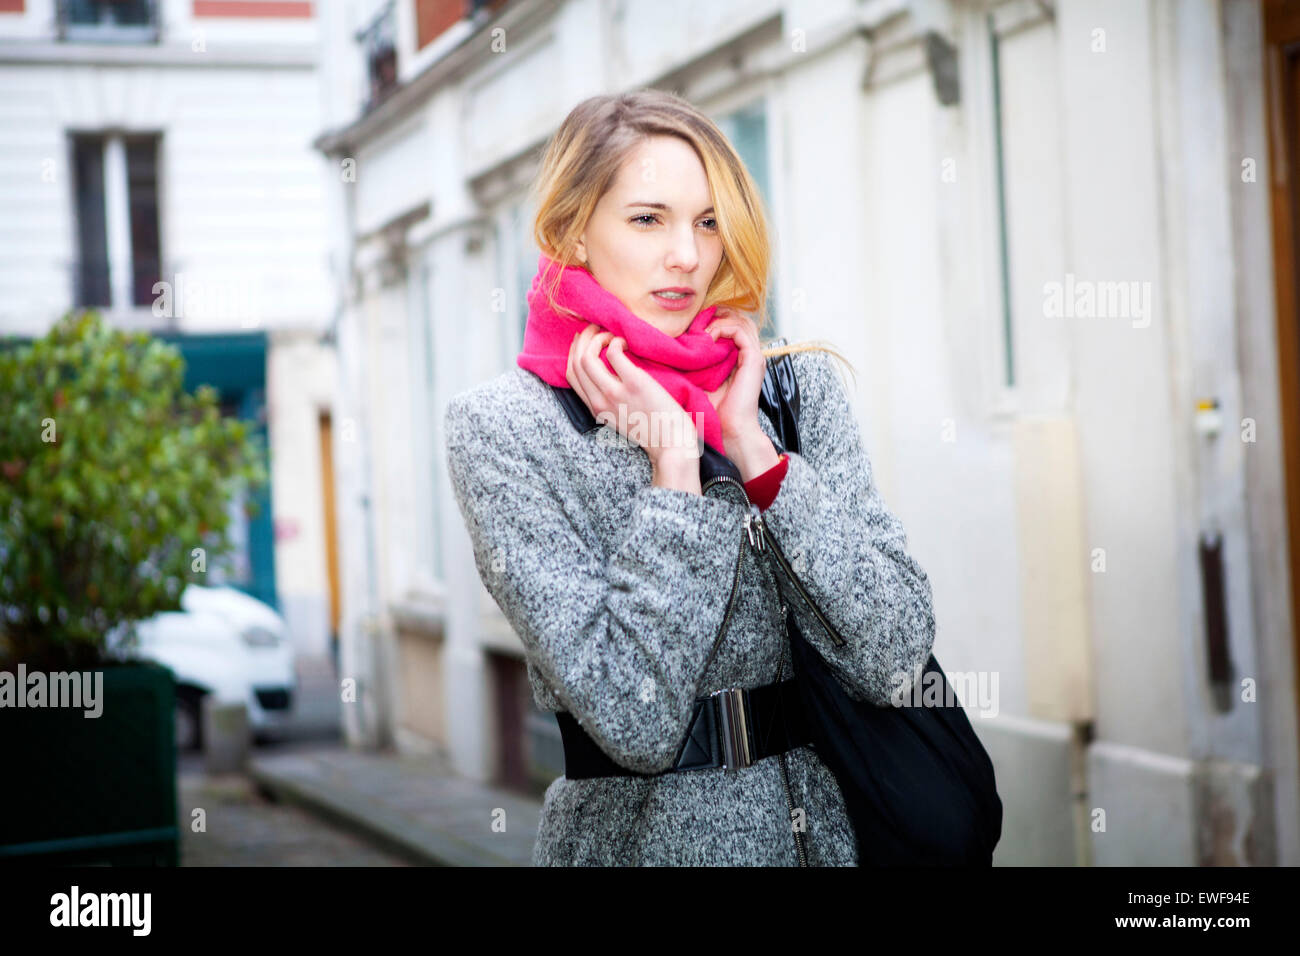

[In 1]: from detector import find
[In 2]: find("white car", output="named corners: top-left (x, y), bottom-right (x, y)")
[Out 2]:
top-left (108, 585), bottom-right (297, 751)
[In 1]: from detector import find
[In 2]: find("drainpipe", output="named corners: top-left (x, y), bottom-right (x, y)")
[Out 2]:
top-left (322, 138), bottom-right (387, 749)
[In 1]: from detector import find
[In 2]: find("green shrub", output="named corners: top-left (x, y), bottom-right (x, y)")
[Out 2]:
top-left (0, 310), bottom-right (268, 670)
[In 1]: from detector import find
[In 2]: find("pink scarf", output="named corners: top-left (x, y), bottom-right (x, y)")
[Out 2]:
top-left (517, 253), bottom-right (739, 454)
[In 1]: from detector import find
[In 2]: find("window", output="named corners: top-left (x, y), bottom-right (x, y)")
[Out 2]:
top-left (205, 479), bottom-right (255, 589)
top-left (125, 136), bottom-right (162, 308)
top-left (58, 0), bottom-right (160, 43)
top-left (411, 247), bottom-right (444, 588)
top-left (970, 1), bottom-right (1069, 409)
top-left (70, 132), bottom-right (162, 311)
top-left (204, 397), bottom-right (255, 590)
top-left (510, 198), bottom-right (537, 361)
top-left (987, 12), bottom-right (1015, 388)
top-left (358, 2), bottom-right (398, 112)
top-left (486, 196), bottom-right (536, 372)
top-left (714, 99), bottom-right (778, 335)
top-left (72, 135), bottom-right (109, 307)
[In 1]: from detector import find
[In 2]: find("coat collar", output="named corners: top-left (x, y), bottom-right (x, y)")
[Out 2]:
top-left (548, 384), bottom-right (744, 487)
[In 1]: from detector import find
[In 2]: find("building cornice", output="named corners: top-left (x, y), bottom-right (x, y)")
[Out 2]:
top-left (0, 41), bottom-right (318, 68)
top-left (313, 0), bottom-right (564, 157)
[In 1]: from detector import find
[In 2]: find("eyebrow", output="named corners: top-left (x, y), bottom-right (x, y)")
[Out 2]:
top-left (624, 202), bottom-right (715, 215)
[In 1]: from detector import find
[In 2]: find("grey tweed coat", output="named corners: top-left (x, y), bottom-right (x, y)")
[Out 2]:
top-left (443, 347), bottom-right (936, 866)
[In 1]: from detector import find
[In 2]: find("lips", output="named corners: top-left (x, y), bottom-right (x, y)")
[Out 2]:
top-left (652, 289), bottom-right (696, 311)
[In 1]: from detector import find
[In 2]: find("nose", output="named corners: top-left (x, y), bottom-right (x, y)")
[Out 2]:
top-left (664, 223), bottom-right (700, 274)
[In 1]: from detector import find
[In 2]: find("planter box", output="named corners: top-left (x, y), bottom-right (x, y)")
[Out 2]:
top-left (0, 661), bottom-right (179, 866)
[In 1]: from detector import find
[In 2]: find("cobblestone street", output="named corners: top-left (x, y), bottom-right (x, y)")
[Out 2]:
top-left (178, 753), bottom-right (412, 867)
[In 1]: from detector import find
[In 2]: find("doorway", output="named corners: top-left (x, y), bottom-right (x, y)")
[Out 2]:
top-left (1262, 0), bottom-right (1300, 775)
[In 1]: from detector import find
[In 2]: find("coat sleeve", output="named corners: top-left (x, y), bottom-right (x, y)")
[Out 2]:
top-left (758, 350), bottom-right (936, 706)
top-left (443, 391), bottom-right (747, 774)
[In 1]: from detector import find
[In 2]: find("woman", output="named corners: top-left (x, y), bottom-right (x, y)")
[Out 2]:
top-left (444, 89), bottom-right (936, 866)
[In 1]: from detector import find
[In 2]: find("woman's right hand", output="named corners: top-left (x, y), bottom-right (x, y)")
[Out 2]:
top-left (566, 323), bottom-right (701, 468)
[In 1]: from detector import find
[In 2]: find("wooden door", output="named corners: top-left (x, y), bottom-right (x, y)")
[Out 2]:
top-left (1263, 0), bottom-right (1300, 770)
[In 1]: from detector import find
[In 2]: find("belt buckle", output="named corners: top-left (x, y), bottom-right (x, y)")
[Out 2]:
top-left (710, 687), bottom-right (753, 770)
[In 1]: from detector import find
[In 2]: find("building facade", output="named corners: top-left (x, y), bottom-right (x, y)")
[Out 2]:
top-left (317, 0), bottom-right (1300, 866)
top-left (0, 0), bottom-right (341, 664)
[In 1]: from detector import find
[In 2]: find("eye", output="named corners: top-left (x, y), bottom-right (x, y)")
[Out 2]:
top-left (700, 218), bottom-right (719, 231)
top-left (630, 214), bottom-right (658, 228)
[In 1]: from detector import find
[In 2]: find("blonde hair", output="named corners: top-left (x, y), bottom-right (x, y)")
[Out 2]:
top-left (528, 88), bottom-right (855, 385)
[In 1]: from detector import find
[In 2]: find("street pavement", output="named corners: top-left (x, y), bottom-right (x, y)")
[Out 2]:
top-left (247, 744), bottom-right (541, 866)
top-left (178, 761), bottom-right (413, 866)
top-left (177, 653), bottom-right (543, 866)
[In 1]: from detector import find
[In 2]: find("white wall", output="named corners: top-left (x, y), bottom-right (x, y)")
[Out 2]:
top-left (268, 332), bottom-right (338, 660)
top-left (321, 0), bottom-right (1293, 860)
top-left (0, 21), bottom-right (330, 334)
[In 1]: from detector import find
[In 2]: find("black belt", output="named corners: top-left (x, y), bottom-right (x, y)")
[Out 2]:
top-left (555, 678), bottom-right (811, 778)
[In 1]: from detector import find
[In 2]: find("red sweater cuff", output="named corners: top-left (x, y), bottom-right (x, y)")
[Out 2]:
top-left (742, 453), bottom-right (788, 512)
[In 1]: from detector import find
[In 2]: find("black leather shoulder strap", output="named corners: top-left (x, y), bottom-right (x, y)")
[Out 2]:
top-left (758, 338), bottom-right (802, 456)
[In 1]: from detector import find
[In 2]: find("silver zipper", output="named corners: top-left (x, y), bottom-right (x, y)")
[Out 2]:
top-left (701, 471), bottom-right (748, 501)
top-left (704, 474), bottom-right (768, 558)
top-left (745, 501), bottom-right (766, 553)
top-left (700, 526), bottom-right (745, 681)
top-left (702, 471), bottom-right (808, 866)
top-left (748, 509), bottom-right (848, 648)
top-left (698, 474), bottom-right (751, 680)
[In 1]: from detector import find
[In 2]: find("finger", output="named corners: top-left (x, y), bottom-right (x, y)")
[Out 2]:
top-left (603, 336), bottom-right (658, 401)
top-left (705, 315), bottom-right (732, 339)
top-left (706, 313), bottom-right (751, 341)
top-left (707, 322), bottom-right (755, 354)
top-left (708, 327), bottom-right (762, 396)
top-left (592, 332), bottom-right (626, 377)
top-left (571, 359), bottom-right (599, 417)
top-left (729, 317), bottom-right (762, 350)
top-left (608, 336), bottom-right (670, 392)
top-left (596, 338), bottom-right (640, 427)
top-left (567, 323), bottom-right (595, 387)
top-left (571, 333), bottom-right (599, 400)
top-left (567, 351), bottom-right (588, 406)
top-left (603, 336), bottom-right (638, 375)
top-left (569, 322), bottom-right (605, 373)
top-left (568, 326), bottom-right (604, 405)
top-left (576, 322), bottom-right (599, 357)
top-left (582, 333), bottom-right (620, 397)
top-left (573, 332), bottom-right (613, 413)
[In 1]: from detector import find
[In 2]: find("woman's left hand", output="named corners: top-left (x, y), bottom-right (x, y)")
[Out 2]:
top-left (705, 308), bottom-right (780, 477)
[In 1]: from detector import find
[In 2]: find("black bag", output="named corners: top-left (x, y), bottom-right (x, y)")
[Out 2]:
top-left (757, 346), bottom-right (1003, 866)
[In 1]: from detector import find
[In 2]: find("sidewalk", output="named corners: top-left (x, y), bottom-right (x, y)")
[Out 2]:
top-left (248, 744), bottom-right (543, 866)
top-left (179, 766), bottom-right (414, 866)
